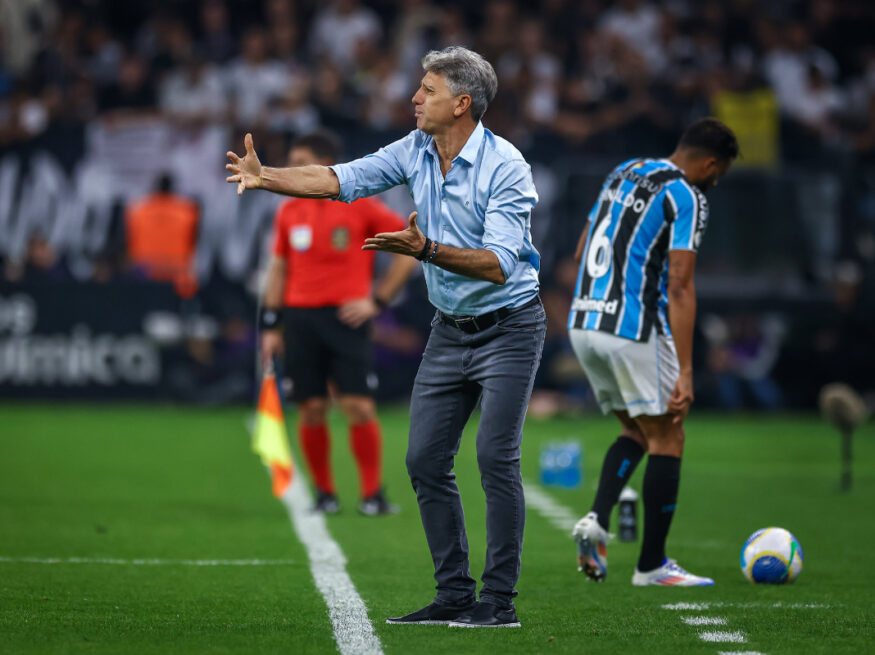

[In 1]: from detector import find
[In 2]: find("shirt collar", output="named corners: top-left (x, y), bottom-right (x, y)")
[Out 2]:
top-left (456, 121), bottom-right (484, 165)
top-left (424, 121), bottom-right (484, 165)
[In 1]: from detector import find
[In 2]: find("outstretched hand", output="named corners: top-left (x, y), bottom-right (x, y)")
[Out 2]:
top-left (226, 133), bottom-right (263, 196)
top-left (363, 211), bottom-right (427, 257)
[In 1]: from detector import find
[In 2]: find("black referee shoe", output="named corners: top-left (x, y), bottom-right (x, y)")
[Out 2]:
top-left (448, 601), bottom-right (521, 628)
top-left (358, 488), bottom-right (399, 516)
top-left (312, 491), bottom-right (340, 514)
top-left (386, 601), bottom-right (477, 625)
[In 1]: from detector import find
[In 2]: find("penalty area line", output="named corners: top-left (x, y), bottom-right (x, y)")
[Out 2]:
top-left (281, 475), bottom-right (384, 655)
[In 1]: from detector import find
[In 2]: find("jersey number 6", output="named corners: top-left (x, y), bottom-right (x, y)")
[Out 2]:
top-left (586, 218), bottom-right (612, 279)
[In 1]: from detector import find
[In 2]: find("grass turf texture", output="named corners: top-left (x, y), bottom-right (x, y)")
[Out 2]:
top-left (0, 406), bottom-right (872, 654)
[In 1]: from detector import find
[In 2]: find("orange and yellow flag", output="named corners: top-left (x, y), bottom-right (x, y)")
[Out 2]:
top-left (252, 372), bottom-right (294, 497)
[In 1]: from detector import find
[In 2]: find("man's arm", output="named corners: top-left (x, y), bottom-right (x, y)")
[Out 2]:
top-left (429, 245), bottom-right (506, 285)
top-left (261, 165), bottom-right (340, 199)
top-left (666, 249), bottom-right (697, 422)
top-left (363, 159), bottom-right (537, 285)
top-left (362, 212), bottom-right (507, 284)
top-left (227, 132), bottom-right (410, 201)
top-left (261, 256), bottom-right (287, 367)
top-left (263, 256), bottom-right (287, 308)
top-left (227, 133), bottom-right (340, 198)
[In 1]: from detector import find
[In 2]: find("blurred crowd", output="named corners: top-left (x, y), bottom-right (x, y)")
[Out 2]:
top-left (2, 0), bottom-right (875, 158)
top-left (2, 0), bottom-right (875, 409)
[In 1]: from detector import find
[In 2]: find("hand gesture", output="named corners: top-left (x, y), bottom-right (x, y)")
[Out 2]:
top-left (226, 133), bottom-right (263, 196)
top-left (362, 211), bottom-right (426, 257)
top-left (668, 369), bottom-right (694, 424)
top-left (337, 297), bottom-right (380, 328)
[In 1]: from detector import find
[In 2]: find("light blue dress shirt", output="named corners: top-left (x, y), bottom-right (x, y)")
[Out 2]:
top-left (330, 122), bottom-right (540, 315)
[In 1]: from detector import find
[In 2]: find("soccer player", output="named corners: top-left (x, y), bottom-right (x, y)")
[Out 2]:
top-left (568, 118), bottom-right (738, 586)
top-left (228, 46), bottom-right (545, 628)
top-left (260, 130), bottom-right (417, 516)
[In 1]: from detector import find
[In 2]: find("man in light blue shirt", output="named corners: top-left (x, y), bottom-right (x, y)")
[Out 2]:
top-left (227, 46), bottom-right (546, 628)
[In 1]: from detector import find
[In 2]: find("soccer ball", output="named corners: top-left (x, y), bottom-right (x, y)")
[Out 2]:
top-left (740, 527), bottom-right (803, 584)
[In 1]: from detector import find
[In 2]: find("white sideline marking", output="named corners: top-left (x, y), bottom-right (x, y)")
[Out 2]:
top-left (522, 481), bottom-right (578, 532)
top-left (282, 475), bottom-right (384, 655)
top-left (699, 631), bottom-right (747, 643)
top-left (663, 602), bottom-right (835, 611)
top-left (683, 616), bottom-right (727, 626)
top-left (0, 556), bottom-right (295, 566)
top-left (718, 652), bottom-right (766, 655)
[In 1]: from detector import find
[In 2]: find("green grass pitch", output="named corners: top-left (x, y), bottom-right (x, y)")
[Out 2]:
top-left (1, 404), bottom-right (873, 654)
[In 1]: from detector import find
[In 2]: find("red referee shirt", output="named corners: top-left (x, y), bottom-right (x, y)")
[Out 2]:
top-left (272, 197), bottom-right (406, 308)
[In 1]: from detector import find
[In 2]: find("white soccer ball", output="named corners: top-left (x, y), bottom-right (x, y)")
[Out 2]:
top-left (740, 527), bottom-right (803, 584)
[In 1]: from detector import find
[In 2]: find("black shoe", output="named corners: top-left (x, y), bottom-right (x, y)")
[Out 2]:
top-left (448, 601), bottom-right (521, 628)
top-left (312, 491), bottom-right (340, 514)
top-left (386, 601), bottom-right (476, 625)
top-left (358, 488), bottom-right (399, 516)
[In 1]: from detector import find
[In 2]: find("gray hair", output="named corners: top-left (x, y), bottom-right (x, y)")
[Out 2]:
top-left (421, 46), bottom-right (498, 122)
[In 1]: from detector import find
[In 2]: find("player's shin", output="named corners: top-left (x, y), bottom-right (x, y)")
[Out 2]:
top-left (638, 454), bottom-right (681, 572)
top-left (591, 436), bottom-right (645, 530)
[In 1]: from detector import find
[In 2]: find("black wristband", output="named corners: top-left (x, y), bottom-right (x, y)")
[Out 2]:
top-left (424, 240), bottom-right (439, 264)
top-left (416, 238), bottom-right (432, 261)
top-left (260, 307), bottom-right (282, 329)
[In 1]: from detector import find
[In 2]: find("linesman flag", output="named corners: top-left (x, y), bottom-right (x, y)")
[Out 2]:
top-left (252, 372), bottom-right (294, 497)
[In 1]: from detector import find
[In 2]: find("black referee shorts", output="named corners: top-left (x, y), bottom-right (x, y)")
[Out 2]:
top-left (282, 306), bottom-right (377, 402)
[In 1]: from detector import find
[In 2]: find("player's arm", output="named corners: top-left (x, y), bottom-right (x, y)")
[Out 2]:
top-left (666, 249), bottom-right (696, 422)
top-left (260, 256), bottom-right (287, 367)
top-left (227, 133), bottom-right (340, 198)
top-left (363, 211), bottom-right (507, 284)
top-left (573, 220), bottom-right (590, 263)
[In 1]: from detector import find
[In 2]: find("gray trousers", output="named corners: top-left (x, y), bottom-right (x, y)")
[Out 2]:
top-left (406, 298), bottom-right (546, 609)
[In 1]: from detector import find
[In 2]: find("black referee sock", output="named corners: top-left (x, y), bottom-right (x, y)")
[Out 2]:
top-left (637, 454), bottom-right (681, 572)
top-left (590, 436), bottom-right (645, 531)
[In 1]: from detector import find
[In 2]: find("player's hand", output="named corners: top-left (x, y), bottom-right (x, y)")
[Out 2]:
top-left (668, 369), bottom-right (694, 424)
top-left (261, 329), bottom-right (284, 368)
top-left (337, 297), bottom-right (379, 329)
top-left (226, 133), bottom-right (263, 196)
top-left (362, 211), bottom-right (427, 257)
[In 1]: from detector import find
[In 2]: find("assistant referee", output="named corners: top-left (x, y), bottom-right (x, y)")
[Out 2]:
top-left (260, 130), bottom-right (417, 516)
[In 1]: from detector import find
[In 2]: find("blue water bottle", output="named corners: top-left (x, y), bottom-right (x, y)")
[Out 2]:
top-left (539, 442), bottom-right (582, 488)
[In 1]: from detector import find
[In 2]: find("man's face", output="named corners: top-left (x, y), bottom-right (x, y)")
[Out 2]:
top-left (411, 71), bottom-right (464, 134)
top-left (690, 156), bottom-right (732, 191)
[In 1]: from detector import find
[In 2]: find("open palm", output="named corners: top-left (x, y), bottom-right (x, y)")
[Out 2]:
top-left (226, 133), bottom-right (263, 196)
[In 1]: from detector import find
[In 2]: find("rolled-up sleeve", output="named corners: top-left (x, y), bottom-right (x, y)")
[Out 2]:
top-left (482, 160), bottom-right (538, 281)
top-left (329, 131), bottom-right (414, 203)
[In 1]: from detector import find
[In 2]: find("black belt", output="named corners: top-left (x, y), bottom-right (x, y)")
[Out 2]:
top-left (439, 296), bottom-right (541, 334)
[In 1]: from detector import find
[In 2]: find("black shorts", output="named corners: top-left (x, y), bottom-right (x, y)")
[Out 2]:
top-left (282, 306), bottom-right (377, 402)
